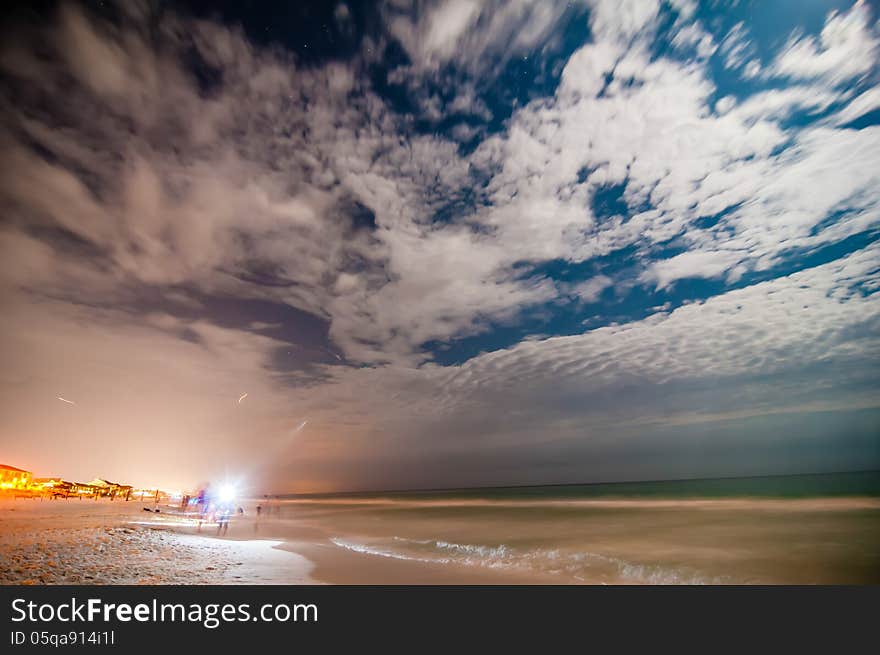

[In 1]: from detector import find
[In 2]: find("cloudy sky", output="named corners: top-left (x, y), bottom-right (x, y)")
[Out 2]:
top-left (0, 0), bottom-right (878, 492)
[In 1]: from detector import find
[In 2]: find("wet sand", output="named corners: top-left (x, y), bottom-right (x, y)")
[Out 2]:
top-left (0, 496), bottom-right (534, 585)
top-left (284, 540), bottom-right (548, 584)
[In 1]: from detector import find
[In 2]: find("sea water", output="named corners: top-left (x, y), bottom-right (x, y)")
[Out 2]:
top-left (275, 471), bottom-right (880, 584)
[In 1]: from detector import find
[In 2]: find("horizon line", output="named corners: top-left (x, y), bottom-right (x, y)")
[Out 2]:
top-left (270, 467), bottom-right (880, 498)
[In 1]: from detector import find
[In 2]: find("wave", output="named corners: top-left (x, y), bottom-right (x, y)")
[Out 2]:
top-left (329, 537), bottom-right (451, 564)
top-left (331, 536), bottom-right (721, 584)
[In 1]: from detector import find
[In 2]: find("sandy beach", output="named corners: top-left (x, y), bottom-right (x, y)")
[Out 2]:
top-left (0, 498), bottom-right (317, 585)
top-left (0, 496), bottom-right (539, 585)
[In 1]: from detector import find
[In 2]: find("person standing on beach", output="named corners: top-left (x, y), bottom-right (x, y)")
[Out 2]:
top-left (196, 485), bottom-right (212, 532)
top-left (217, 506), bottom-right (231, 535)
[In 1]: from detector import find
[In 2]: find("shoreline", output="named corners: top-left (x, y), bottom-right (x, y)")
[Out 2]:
top-left (131, 504), bottom-right (551, 585)
top-left (3, 492), bottom-right (879, 584)
top-left (0, 497), bottom-right (544, 585)
top-left (0, 496), bottom-right (558, 585)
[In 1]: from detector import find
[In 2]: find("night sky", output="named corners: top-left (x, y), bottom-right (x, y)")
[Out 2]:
top-left (0, 0), bottom-right (878, 492)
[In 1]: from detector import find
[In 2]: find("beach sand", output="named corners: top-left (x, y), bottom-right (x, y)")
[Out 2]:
top-left (0, 497), bottom-right (540, 585)
top-left (0, 497), bottom-right (316, 585)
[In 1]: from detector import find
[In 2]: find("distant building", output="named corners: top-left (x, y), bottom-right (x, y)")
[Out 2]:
top-left (132, 488), bottom-right (168, 502)
top-left (0, 464), bottom-right (32, 489)
top-left (32, 477), bottom-right (63, 486)
top-left (71, 482), bottom-right (101, 496)
top-left (32, 477), bottom-right (73, 496)
top-left (87, 478), bottom-right (133, 499)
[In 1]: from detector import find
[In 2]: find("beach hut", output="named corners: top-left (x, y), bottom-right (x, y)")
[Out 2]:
top-left (70, 482), bottom-right (101, 498)
top-left (88, 478), bottom-right (113, 495)
top-left (33, 478), bottom-right (78, 498)
top-left (87, 478), bottom-right (132, 498)
top-left (31, 477), bottom-right (71, 497)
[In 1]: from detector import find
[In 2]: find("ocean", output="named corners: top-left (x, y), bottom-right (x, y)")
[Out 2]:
top-left (271, 471), bottom-right (880, 584)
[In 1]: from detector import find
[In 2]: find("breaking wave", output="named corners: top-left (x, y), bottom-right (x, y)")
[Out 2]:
top-left (331, 536), bottom-right (720, 584)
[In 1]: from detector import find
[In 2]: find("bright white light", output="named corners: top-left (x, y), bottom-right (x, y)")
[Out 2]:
top-left (217, 483), bottom-right (237, 503)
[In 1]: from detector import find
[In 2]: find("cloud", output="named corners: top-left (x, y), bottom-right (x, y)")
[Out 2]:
top-left (392, 0), bottom-right (482, 67)
top-left (380, 0), bottom-right (589, 124)
top-left (275, 242), bottom-right (880, 487)
top-left (0, 1), bottom-right (878, 490)
top-left (770, 2), bottom-right (878, 86)
top-left (828, 86), bottom-right (880, 126)
top-left (569, 275), bottom-right (613, 302)
top-left (588, 0), bottom-right (660, 43)
top-left (4, 0), bottom-right (876, 357)
top-left (718, 21), bottom-right (755, 72)
top-left (3, 1), bottom-right (877, 363)
top-left (384, 0), bottom-right (581, 75)
top-left (0, 287), bottom-right (304, 488)
top-left (671, 21), bottom-right (717, 60)
top-left (432, 242), bottom-right (880, 422)
top-left (457, 3), bottom-right (880, 292)
top-left (640, 250), bottom-right (743, 290)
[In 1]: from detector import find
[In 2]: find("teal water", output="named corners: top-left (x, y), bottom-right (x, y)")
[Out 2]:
top-left (336, 470), bottom-right (880, 502)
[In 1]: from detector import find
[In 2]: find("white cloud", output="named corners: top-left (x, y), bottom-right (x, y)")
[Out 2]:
top-left (569, 275), bottom-right (613, 301)
top-left (385, 0), bottom-right (581, 76)
top-left (719, 21), bottom-right (754, 71)
top-left (829, 86), bottom-right (880, 125)
top-left (289, 242), bottom-right (880, 487)
top-left (589, 0), bottom-right (660, 42)
top-left (771, 3), bottom-right (878, 86)
top-left (1, 1), bottom-right (879, 489)
top-left (641, 250), bottom-right (743, 290)
top-left (456, 5), bottom-right (880, 291)
top-left (671, 22), bottom-right (717, 60)
top-left (4, 0), bottom-right (878, 364)
top-left (730, 86), bottom-right (837, 123)
top-left (742, 59), bottom-right (762, 79)
top-left (440, 242), bottom-right (880, 405)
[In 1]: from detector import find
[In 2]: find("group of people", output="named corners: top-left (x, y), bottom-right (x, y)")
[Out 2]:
top-left (186, 488), bottom-right (244, 535)
top-left (188, 488), bottom-right (281, 535)
top-left (213, 505), bottom-right (244, 535)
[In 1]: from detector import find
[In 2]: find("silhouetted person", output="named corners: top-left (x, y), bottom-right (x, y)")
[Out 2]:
top-left (217, 507), bottom-right (230, 535)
